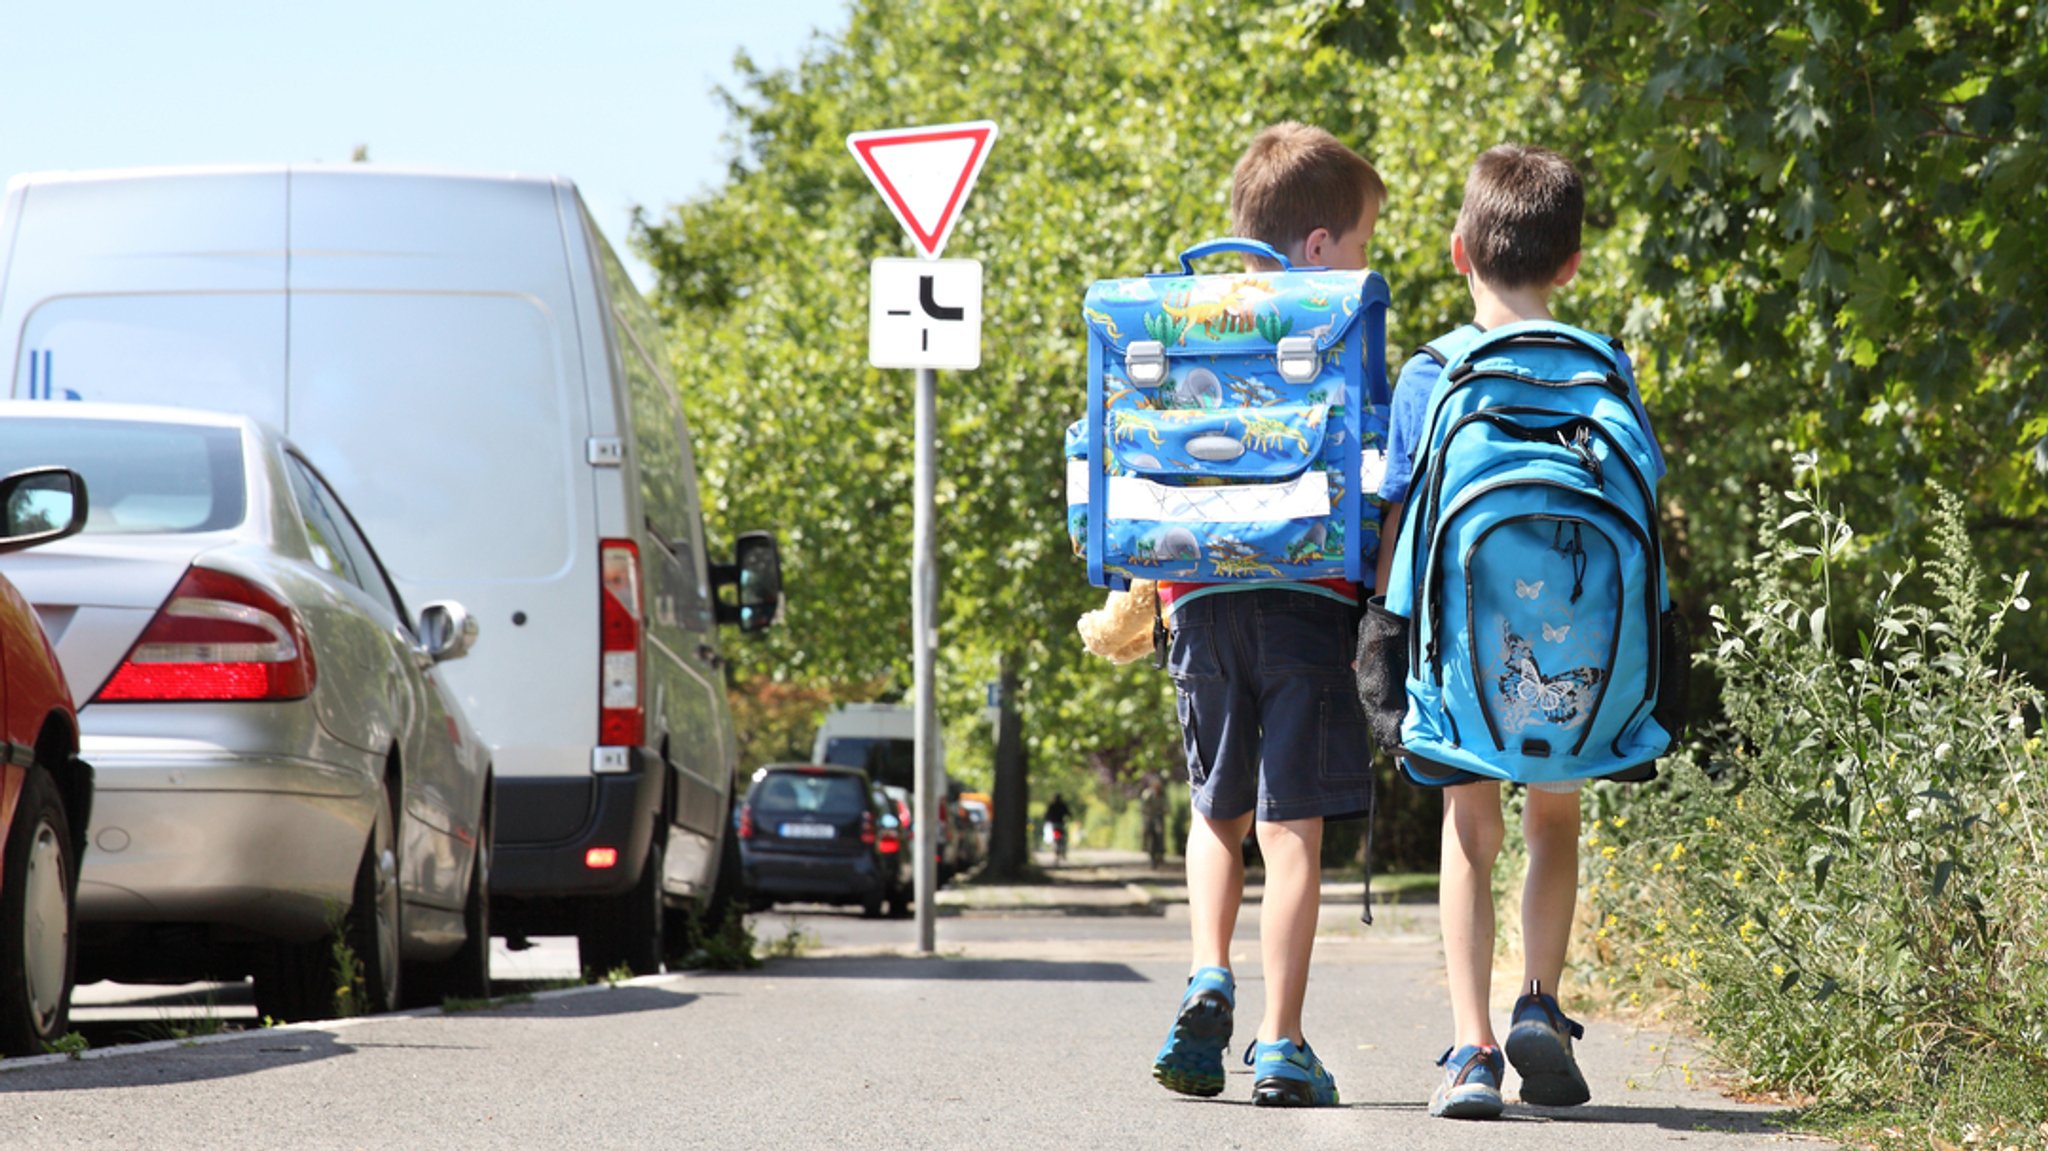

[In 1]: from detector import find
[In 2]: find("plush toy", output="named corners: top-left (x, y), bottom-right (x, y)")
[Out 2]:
top-left (1077, 580), bottom-right (1160, 665)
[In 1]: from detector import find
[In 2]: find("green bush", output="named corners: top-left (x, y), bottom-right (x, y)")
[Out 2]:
top-left (1583, 463), bottom-right (2045, 1146)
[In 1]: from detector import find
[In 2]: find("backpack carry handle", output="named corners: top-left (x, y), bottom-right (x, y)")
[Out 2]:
top-left (1177, 237), bottom-right (1291, 274)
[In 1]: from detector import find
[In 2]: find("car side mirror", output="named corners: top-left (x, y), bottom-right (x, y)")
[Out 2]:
top-left (712, 531), bottom-right (783, 633)
top-left (0, 467), bottom-right (88, 554)
top-left (418, 600), bottom-right (479, 663)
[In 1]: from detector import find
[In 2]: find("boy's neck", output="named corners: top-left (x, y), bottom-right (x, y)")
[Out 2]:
top-left (1468, 277), bottom-right (1554, 330)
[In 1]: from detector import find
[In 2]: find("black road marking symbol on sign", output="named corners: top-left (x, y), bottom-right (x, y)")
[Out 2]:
top-left (919, 275), bottom-right (965, 321)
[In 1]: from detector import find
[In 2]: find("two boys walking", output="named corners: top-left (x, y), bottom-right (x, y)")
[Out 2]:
top-left (1147, 123), bottom-right (1665, 1118)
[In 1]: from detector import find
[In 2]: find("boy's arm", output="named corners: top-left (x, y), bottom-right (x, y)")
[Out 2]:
top-left (1373, 500), bottom-right (1403, 598)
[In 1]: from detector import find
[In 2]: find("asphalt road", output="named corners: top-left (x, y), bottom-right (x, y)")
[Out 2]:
top-left (6, 854), bottom-right (1820, 1150)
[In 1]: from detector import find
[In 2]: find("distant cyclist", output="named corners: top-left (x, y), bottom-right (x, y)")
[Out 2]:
top-left (1043, 793), bottom-right (1073, 864)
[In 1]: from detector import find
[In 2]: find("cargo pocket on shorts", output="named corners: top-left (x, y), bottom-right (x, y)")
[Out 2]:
top-left (1356, 595), bottom-right (1410, 752)
top-left (1170, 615), bottom-right (1220, 786)
top-left (1318, 677), bottom-right (1375, 785)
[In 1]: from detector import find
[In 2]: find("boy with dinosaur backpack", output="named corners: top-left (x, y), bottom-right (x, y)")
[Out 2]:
top-left (1362, 144), bottom-right (1679, 1119)
top-left (1139, 121), bottom-right (1388, 1109)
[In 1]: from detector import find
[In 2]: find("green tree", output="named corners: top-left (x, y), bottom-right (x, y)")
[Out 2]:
top-left (1304, 0), bottom-right (2048, 678)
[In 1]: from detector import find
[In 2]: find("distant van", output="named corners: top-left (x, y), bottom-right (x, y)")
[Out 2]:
top-left (0, 166), bottom-right (783, 973)
top-left (812, 703), bottom-right (922, 792)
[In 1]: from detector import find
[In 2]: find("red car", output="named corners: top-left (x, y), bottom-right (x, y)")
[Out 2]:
top-left (0, 466), bottom-right (90, 1056)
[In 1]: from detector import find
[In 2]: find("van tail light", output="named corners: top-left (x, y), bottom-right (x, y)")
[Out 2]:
top-left (96, 567), bottom-right (316, 703)
top-left (599, 539), bottom-right (643, 746)
top-left (860, 810), bottom-right (876, 847)
top-left (738, 806), bottom-right (754, 841)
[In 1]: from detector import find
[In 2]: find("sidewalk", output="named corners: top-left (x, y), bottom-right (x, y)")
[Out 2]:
top-left (939, 845), bottom-right (1420, 920)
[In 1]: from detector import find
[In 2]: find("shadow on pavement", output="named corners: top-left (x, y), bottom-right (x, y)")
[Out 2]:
top-left (752, 954), bottom-right (1147, 983)
top-left (0, 1029), bottom-right (354, 1093)
top-left (1338, 1097), bottom-right (1794, 1134)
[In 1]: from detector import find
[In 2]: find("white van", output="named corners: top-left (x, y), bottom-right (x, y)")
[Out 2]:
top-left (0, 166), bottom-right (782, 973)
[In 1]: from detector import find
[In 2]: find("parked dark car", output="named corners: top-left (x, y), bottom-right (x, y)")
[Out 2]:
top-left (740, 765), bottom-right (901, 918)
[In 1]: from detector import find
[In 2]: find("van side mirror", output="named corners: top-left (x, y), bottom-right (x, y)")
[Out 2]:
top-left (712, 531), bottom-right (782, 633)
top-left (418, 600), bottom-right (480, 662)
top-left (0, 467), bottom-right (89, 554)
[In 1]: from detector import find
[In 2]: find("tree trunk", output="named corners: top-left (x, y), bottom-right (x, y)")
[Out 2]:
top-left (985, 652), bottom-right (1030, 879)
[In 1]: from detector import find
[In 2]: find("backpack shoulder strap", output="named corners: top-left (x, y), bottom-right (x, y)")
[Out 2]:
top-left (1417, 324), bottom-right (1484, 371)
top-left (1457, 320), bottom-right (1622, 371)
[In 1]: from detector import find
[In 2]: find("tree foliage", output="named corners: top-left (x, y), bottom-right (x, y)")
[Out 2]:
top-left (641, 0), bottom-right (2044, 816)
top-left (1306, 0), bottom-right (2048, 676)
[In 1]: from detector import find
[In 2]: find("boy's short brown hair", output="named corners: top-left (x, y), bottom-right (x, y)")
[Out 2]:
top-left (1455, 144), bottom-right (1583, 290)
top-left (1230, 122), bottom-right (1387, 251)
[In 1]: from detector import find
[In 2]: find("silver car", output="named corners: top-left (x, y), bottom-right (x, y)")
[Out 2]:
top-left (0, 402), bottom-right (493, 1019)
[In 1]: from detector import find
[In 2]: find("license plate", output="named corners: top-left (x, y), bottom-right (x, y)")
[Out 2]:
top-left (778, 822), bottom-right (835, 839)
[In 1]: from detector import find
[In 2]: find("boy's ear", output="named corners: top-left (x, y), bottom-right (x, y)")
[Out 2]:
top-left (1553, 250), bottom-right (1584, 287)
top-left (1297, 227), bottom-right (1333, 267)
top-left (1450, 231), bottom-right (1473, 275)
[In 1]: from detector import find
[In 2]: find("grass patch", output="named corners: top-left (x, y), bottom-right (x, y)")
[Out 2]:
top-left (440, 992), bottom-right (535, 1014)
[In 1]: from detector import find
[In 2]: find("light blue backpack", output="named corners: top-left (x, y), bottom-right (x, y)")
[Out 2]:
top-left (1066, 239), bottom-right (1392, 589)
top-left (1358, 321), bottom-right (1688, 786)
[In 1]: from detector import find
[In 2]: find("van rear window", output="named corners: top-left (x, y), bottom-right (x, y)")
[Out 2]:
top-left (0, 418), bottom-right (245, 534)
top-left (285, 293), bottom-right (574, 584)
top-left (822, 737), bottom-right (916, 793)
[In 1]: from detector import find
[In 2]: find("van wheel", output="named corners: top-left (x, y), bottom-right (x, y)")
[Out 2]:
top-left (0, 766), bottom-right (77, 1057)
top-left (580, 831), bottom-right (664, 977)
top-left (405, 800), bottom-right (492, 1006)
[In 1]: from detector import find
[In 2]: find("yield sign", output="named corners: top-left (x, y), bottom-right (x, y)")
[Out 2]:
top-left (847, 120), bottom-right (998, 260)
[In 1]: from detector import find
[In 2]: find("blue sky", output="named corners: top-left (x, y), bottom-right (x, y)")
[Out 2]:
top-left (0, 0), bottom-right (851, 286)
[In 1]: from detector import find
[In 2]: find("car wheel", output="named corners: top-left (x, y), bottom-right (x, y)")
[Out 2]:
top-left (860, 882), bottom-right (884, 919)
top-left (256, 779), bottom-right (401, 1021)
top-left (0, 766), bottom-right (77, 1057)
top-left (580, 828), bottom-right (664, 978)
top-left (350, 783), bottom-right (404, 1014)
top-left (404, 797), bottom-right (491, 1006)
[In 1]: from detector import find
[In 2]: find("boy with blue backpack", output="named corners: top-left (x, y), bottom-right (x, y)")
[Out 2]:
top-left (1133, 122), bottom-right (1387, 1108)
top-left (1364, 144), bottom-right (1676, 1119)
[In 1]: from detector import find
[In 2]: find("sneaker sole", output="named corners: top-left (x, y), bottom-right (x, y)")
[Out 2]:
top-left (1429, 1084), bottom-right (1504, 1119)
top-left (1252, 1076), bottom-right (1337, 1107)
top-left (1505, 1023), bottom-right (1591, 1107)
top-left (1151, 993), bottom-right (1232, 1098)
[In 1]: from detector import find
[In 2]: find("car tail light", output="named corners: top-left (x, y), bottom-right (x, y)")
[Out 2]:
top-left (860, 810), bottom-right (876, 847)
top-left (878, 824), bottom-right (901, 854)
top-left (586, 847), bottom-right (619, 869)
top-left (738, 806), bottom-right (754, 841)
top-left (599, 539), bottom-right (643, 746)
top-left (96, 567), bottom-right (316, 703)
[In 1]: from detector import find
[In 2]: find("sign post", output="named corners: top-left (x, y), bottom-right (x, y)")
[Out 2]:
top-left (851, 119), bottom-right (996, 955)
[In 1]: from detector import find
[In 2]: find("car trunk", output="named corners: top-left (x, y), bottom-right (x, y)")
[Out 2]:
top-left (0, 535), bottom-right (214, 703)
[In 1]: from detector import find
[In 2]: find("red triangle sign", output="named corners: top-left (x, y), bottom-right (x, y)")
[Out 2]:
top-left (847, 120), bottom-right (998, 260)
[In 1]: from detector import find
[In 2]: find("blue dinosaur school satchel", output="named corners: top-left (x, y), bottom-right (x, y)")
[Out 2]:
top-left (1065, 238), bottom-right (1392, 589)
top-left (1358, 321), bottom-right (1688, 787)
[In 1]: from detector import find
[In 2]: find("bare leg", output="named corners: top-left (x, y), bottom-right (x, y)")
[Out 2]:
top-left (1253, 816), bottom-right (1324, 1044)
top-left (1440, 782), bottom-right (1505, 1048)
top-left (1187, 809), bottom-right (1255, 975)
top-left (1520, 787), bottom-right (1583, 997)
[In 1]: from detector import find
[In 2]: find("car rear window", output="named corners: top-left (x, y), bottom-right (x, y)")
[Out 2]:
top-left (0, 418), bottom-right (245, 533)
top-left (751, 773), bottom-right (867, 816)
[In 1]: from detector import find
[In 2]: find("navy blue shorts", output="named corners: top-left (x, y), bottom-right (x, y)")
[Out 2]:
top-left (1167, 589), bottom-right (1375, 823)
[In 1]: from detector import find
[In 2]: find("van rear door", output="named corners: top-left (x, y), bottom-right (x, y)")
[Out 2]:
top-left (282, 170), bottom-right (597, 824)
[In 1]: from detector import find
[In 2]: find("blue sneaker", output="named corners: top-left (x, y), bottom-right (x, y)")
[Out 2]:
top-left (1429, 1043), bottom-right (1504, 1119)
top-left (1505, 979), bottom-right (1590, 1106)
top-left (1151, 966), bottom-right (1234, 1097)
top-left (1246, 1036), bottom-right (1339, 1107)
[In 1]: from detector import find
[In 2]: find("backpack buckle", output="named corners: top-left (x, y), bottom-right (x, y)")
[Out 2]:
top-left (1126, 341), bottom-right (1167, 386)
top-left (1276, 336), bottom-right (1320, 383)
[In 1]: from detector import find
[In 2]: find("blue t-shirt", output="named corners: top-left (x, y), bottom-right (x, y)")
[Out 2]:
top-left (1377, 325), bottom-right (1667, 505)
